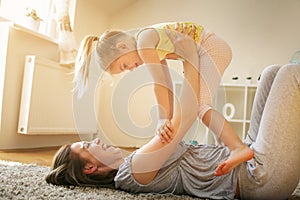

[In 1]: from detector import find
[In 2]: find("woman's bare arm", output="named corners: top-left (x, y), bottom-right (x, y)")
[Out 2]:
top-left (131, 28), bottom-right (200, 185)
top-left (131, 65), bottom-right (199, 185)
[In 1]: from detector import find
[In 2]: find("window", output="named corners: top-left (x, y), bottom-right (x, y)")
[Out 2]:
top-left (0, 0), bottom-right (75, 39)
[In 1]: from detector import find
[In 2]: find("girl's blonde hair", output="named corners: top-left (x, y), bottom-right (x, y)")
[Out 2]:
top-left (73, 30), bottom-right (136, 97)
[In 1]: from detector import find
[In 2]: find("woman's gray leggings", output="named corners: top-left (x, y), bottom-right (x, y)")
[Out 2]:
top-left (238, 64), bottom-right (300, 200)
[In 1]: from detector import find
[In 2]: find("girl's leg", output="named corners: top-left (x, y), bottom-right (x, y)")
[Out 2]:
top-left (239, 64), bottom-right (300, 200)
top-left (196, 32), bottom-right (254, 176)
top-left (244, 64), bottom-right (281, 146)
top-left (197, 31), bottom-right (232, 145)
top-left (197, 32), bottom-right (232, 122)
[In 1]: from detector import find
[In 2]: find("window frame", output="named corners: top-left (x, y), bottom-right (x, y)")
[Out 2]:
top-left (0, 0), bottom-right (76, 40)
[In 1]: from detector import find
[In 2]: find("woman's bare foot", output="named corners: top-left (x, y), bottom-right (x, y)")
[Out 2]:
top-left (215, 145), bottom-right (254, 176)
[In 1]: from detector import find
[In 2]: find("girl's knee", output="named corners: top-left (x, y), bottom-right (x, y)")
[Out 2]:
top-left (198, 104), bottom-right (212, 120)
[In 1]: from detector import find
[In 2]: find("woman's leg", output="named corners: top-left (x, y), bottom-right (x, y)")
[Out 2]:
top-left (239, 64), bottom-right (300, 200)
top-left (244, 64), bottom-right (281, 146)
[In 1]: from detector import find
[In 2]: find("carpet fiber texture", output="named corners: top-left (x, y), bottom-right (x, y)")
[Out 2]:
top-left (0, 160), bottom-right (299, 200)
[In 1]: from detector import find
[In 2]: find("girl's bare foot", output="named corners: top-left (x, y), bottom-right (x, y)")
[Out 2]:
top-left (215, 145), bottom-right (254, 176)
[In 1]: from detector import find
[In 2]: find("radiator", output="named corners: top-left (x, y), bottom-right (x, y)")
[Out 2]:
top-left (18, 55), bottom-right (84, 135)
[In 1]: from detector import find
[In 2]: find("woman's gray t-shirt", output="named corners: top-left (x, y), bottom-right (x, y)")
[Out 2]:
top-left (114, 141), bottom-right (238, 199)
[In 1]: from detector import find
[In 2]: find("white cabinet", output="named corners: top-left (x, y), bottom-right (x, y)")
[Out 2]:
top-left (173, 82), bottom-right (257, 144)
top-left (0, 23), bottom-right (83, 149)
top-left (212, 83), bottom-right (257, 141)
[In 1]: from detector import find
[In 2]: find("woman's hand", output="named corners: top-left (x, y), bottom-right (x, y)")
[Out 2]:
top-left (165, 23), bottom-right (199, 67)
top-left (156, 119), bottom-right (174, 143)
top-left (165, 22), bottom-right (196, 40)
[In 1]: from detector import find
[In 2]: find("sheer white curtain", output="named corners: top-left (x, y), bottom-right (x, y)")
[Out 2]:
top-left (54, 0), bottom-right (77, 67)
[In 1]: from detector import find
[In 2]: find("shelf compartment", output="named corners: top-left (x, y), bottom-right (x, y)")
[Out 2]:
top-left (214, 85), bottom-right (245, 120)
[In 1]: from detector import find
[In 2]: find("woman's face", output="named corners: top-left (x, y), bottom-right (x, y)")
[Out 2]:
top-left (70, 138), bottom-right (124, 170)
top-left (109, 50), bottom-right (143, 74)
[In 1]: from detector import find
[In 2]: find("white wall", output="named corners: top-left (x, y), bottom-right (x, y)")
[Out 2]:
top-left (73, 0), bottom-right (110, 42)
top-left (108, 0), bottom-right (300, 83)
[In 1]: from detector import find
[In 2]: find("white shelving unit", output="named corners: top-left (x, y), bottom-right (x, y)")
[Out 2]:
top-left (213, 83), bottom-right (257, 141)
top-left (173, 82), bottom-right (257, 144)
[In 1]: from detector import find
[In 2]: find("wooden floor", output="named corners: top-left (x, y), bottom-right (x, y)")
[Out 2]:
top-left (0, 147), bottom-right (60, 166)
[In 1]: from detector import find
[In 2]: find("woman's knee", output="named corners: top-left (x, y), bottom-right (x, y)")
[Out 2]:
top-left (260, 64), bottom-right (281, 80)
top-left (276, 64), bottom-right (300, 82)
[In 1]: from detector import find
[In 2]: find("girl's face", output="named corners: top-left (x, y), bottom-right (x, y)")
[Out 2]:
top-left (109, 50), bottom-right (143, 74)
top-left (70, 138), bottom-right (124, 170)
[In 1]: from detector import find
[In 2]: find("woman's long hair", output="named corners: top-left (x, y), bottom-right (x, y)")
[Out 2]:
top-left (73, 30), bottom-right (136, 97)
top-left (45, 144), bottom-right (117, 188)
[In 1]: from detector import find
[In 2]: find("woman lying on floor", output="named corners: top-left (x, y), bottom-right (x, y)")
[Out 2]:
top-left (46, 64), bottom-right (300, 200)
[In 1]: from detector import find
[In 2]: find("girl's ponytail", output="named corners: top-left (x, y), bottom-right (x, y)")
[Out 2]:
top-left (73, 35), bottom-right (99, 97)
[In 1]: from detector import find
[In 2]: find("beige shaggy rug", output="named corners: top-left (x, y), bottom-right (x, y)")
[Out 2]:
top-left (0, 160), bottom-right (299, 200)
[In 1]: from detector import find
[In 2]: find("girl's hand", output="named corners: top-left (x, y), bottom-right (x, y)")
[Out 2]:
top-left (156, 119), bottom-right (174, 143)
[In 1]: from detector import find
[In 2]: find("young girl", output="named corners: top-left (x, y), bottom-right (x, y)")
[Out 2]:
top-left (73, 21), bottom-right (253, 176)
